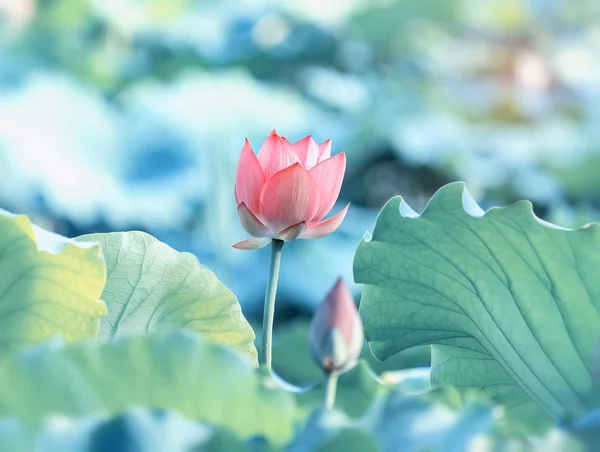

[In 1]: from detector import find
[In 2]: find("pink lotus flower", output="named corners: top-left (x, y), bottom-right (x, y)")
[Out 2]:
top-left (233, 130), bottom-right (349, 250)
top-left (309, 278), bottom-right (364, 373)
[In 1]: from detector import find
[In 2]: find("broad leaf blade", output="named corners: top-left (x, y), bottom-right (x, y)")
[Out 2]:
top-left (0, 332), bottom-right (294, 447)
top-left (354, 182), bottom-right (600, 428)
top-left (431, 345), bottom-right (551, 434)
top-left (77, 232), bottom-right (257, 361)
top-left (0, 210), bottom-right (106, 355)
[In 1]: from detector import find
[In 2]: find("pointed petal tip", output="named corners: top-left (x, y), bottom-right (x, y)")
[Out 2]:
top-left (235, 143), bottom-right (264, 212)
top-left (327, 150), bottom-right (346, 164)
top-left (320, 138), bottom-right (332, 149)
top-left (293, 134), bottom-right (313, 144)
top-left (232, 237), bottom-right (271, 250)
top-left (299, 204), bottom-right (350, 240)
top-left (257, 130), bottom-right (299, 179)
top-left (328, 277), bottom-right (352, 303)
top-left (269, 129), bottom-right (284, 139)
top-left (318, 139), bottom-right (333, 163)
top-left (292, 135), bottom-right (321, 169)
top-left (242, 137), bottom-right (252, 148)
top-left (333, 276), bottom-right (346, 290)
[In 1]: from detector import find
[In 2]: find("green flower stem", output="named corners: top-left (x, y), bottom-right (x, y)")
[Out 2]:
top-left (324, 371), bottom-right (340, 410)
top-left (260, 239), bottom-right (284, 371)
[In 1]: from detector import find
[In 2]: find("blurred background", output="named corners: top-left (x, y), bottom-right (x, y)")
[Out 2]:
top-left (1, 0), bottom-right (600, 329)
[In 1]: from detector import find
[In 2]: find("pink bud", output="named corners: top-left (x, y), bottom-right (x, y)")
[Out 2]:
top-left (309, 278), bottom-right (364, 373)
top-left (233, 130), bottom-right (349, 250)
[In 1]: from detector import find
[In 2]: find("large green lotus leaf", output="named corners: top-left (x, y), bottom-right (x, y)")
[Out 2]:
top-left (0, 332), bottom-right (295, 447)
top-left (431, 344), bottom-right (551, 434)
top-left (354, 182), bottom-right (600, 429)
top-left (0, 210), bottom-right (106, 355)
top-left (77, 232), bottom-right (257, 362)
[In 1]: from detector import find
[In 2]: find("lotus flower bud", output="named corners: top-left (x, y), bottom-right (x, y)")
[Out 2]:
top-left (309, 278), bottom-right (364, 373)
top-left (233, 130), bottom-right (349, 250)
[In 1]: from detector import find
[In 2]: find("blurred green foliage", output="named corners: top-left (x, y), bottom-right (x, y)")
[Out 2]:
top-left (2, 0), bottom-right (600, 314)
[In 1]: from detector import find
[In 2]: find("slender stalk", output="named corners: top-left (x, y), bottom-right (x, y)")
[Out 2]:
top-left (260, 239), bottom-right (284, 371)
top-left (324, 371), bottom-right (340, 410)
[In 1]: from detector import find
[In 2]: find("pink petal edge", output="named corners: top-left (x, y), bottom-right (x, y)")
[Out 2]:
top-left (317, 139), bottom-right (332, 164)
top-left (292, 135), bottom-right (320, 169)
top-left (232, 237), bottom-right (272, 250)
top-left (277, 222), bottom-right (307, 241)
top-left (326, 277), bottom-right (359, 344)
top-left (235, 139), bottom-right (265, 213)
top-left (256, 130), bottom-right (299, 179)
top-left (237, 203), bottom-right (273, 238)
top-left (309, 152), bottom-right (346, 222)
top-left (259, 163), bottom-right (318, 232)
top-left (299, 204), bottom-right (350, 239)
